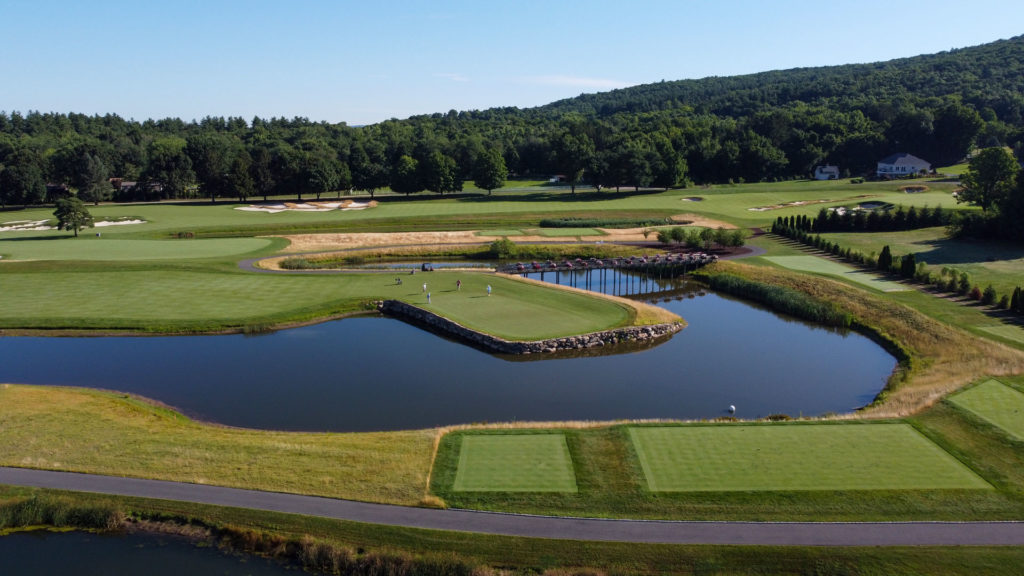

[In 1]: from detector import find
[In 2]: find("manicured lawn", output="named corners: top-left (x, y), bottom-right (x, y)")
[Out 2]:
top-left (0, 265), bottom-right (634, 337)
top-left (453, 434), bottom-right (577, 492)
top-left (0, 237), bottom-right (274, 261)
top-left (531, 227), bottom-right (605, 237)
top-left (475, 229), bottom-right (524, 237)
top-left (821, 227), bottom-right (1024, 297)
top-left (0, 385), bottom-right (435, 504)
top-left (762, 255), bottom-right (910, 292)
top-left (628, 424), bottom-right (990, 492)
top-left (415, 273), bottom-right (634, 340)
top-left (948, 380), bottom-right (1024, 440)
top-left (0, 178), bottom-right (965, 240)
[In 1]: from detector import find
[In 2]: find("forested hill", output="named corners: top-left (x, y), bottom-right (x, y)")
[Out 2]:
top-left (2, 36), bottom-right (1023, 207)
top-left (538, 35), bottom-right (1024, 120)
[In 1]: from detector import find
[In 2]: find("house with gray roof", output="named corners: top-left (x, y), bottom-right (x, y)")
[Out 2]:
top-left (876, 153), bottom-right (931, 178)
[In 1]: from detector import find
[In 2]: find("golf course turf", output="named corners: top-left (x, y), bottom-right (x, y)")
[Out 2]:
top-left (453, 434), bottom-right (577, 492)
top-left (762, 255), bottom-right (910, 292)
top-left (948, 380), bottom-right (1024, 440)
top-left (628, 423), bottom-right (990, 491)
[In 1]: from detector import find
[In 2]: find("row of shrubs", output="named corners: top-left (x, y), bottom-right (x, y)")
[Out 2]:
top-left (773, 223), bottom-right (1023, 313)
top-left (655, 226), bottom-right (747, 249)
top-left (702, 273), bottom-right (852, 328)
top-left (775, 203), bottom-right (950, 234)
top-left (539, 216), bottom-right (666, 229)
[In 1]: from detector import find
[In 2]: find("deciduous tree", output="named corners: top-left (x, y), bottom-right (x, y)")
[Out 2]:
top-left (53, 197), bottom-right (94, 237)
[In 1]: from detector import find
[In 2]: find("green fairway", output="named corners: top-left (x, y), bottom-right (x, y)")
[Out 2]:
top-left (0, 237), bottom-right (273, 261)
top-left (475, 229), bottom-right (524, 237)
top-left (948, 380), bottom-right (1024, 440)
top-left (821, 227), bottom-right (1024, 297)
top-left (0, 179), bottom-right (966, 241)
top-left (531, 227), bottom-right (605, 237)
top-left (628, 424), bottom-right (989, 491)
top-left (452, 434), bottom-right (577, 492)
top-left (0, 267), bottom-right (634, 337)
top-left (978, 325), bottom-right (1024, 345)
top-left (763, 255), bottom-right (910, 292)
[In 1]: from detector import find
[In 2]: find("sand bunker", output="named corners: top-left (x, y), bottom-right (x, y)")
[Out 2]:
top-left (236, 200), bottom-right (379, 214)
top-left (281, 213), bottom-right (737, 252)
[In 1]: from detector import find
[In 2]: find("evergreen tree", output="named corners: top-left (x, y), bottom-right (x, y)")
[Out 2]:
top-left (877, 245), bottom-right (893, 272)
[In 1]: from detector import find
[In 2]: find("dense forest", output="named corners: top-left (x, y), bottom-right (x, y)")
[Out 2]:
top-left (1, 35), bottom-right (1023, 207)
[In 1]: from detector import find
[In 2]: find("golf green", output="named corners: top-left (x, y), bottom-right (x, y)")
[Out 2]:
top-left (628, 424), bottom-right (989, 491)
top-left (763, 255), bottom-right (910, 292)
top-left (452, 434), bottom-right (577, 492)
top-left (948, 380), bottom-right (1024, 440)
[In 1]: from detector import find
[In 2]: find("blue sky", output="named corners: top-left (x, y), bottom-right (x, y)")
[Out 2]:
top-left (2, 0), bottom-right (1022, 125)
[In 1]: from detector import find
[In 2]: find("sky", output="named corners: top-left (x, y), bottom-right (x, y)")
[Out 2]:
top-left (2, 0), bottom-right (1022, 126)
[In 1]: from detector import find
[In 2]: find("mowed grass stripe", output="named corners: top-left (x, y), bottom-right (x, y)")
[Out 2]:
top-left (0, 238), bottom-right (273, 261)
top-left (948, 380), bottom-right (1024, 440)
top-left (453, 434), bottom-right (577, 492)
top-left (763, 255), bottom-right (909, 292)
top-left (629, 424), bottom-right (989, 492)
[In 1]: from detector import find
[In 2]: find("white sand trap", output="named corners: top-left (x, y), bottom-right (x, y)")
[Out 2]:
top-left (236, 200), bottom-right (378, 214)
top-left (95, 219), bottom-right (146, 227)
top-left (0, 220), bottom-right (55, 232)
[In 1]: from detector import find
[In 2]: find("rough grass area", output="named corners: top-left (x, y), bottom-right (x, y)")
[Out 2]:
top-left (948, 380), bottom-right (1024, 440)
top-left (453, 434), bottom-right (577, 492)
top-left (629, 423), bottom-right (989, 492)
top-left (0, 385), bottom-right (435, 505)
top-left (763, 255), bottom-right (910, 292)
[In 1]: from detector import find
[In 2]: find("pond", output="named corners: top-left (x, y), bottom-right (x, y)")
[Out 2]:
top-left (0, 277), bottom-right (895, 431)
top-left (0, 531), bottom-right (298, 575)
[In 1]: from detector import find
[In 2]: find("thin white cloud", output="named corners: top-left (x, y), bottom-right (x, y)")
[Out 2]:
top-left (520, 75), bottom-right (631, 89)
top-left (434, 72), bottom-right (470, 82)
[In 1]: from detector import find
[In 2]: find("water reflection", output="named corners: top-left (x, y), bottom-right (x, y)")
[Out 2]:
top-left (0, 281), bottom-right (894, 431)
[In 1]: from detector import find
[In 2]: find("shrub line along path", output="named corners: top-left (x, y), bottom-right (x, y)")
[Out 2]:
top-left (2, 467), bottom-right (1023, 546)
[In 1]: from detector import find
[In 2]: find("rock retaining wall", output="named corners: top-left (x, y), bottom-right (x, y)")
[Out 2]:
top-left (378, 300), bottom-right (682, 355)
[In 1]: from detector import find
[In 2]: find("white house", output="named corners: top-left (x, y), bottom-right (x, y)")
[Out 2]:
top-left (813, 165), bottom-right (840, 180)
top-left (877, 153), bottom-right (931, 178)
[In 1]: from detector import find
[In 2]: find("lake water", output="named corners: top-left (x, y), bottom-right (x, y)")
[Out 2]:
top-left (0, 531), bottom-right (298, 575)
top-left (0, 279), bottom-right (894, 431)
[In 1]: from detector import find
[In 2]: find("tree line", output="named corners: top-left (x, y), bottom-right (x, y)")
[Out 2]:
top-left (2, 36), bottom-right (1023, 208)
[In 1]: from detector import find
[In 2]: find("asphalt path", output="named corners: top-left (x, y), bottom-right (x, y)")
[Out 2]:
top-left (3, 467), bottom-right (1023, 546)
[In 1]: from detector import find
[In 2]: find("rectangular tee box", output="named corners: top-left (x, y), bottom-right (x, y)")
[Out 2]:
top-left (453, 434), bottom-right (577, 492)
top-left (948, 379), bottom-right (1024, 441)
top-left (629, 423), bottom-right (989, 492)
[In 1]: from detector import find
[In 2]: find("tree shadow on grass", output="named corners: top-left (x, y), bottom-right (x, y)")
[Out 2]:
top-left (907, 236), bottom-right (1024, 266)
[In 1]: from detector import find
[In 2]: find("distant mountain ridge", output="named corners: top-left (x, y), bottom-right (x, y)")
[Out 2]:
top-left (534, 35), bottom-right (1024, 121)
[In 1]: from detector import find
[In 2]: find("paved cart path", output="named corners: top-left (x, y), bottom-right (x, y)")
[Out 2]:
top-left (3, 467), bottom-right (1023, 546)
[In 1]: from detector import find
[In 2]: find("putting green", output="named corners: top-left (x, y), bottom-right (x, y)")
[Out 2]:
top-left (628, 424), bottom-right (989, 491)
top-left (453, 434), bottom-right (577, 492)
top-left (763, 255), bottom-right (910, 292)
top-left (948, 380), bottom-right (1024, 440)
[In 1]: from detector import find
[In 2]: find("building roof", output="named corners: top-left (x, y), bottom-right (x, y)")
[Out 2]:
top-left (878, 153), bottom-right (930, 166)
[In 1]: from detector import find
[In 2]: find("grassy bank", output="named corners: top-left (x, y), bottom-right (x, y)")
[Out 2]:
top-left (0, 385), bottom-right (435, 505)
top-left (4, 486), bottom-right (1024, 576)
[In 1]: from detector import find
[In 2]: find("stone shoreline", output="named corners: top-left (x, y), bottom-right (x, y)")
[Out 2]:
top-left (378, 300), bottom-right (683, 355)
